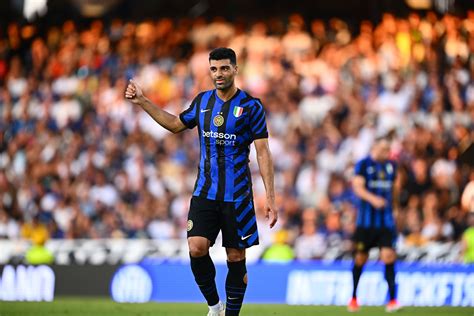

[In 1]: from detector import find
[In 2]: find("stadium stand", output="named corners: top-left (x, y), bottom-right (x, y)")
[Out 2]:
top-left (0, 10), bottom-right (473, 263)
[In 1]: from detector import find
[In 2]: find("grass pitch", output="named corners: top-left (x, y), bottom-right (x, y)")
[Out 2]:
top-left (0, 298), bottom-right (472, 316)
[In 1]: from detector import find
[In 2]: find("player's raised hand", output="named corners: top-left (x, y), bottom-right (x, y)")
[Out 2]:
top-left (265, 197), bottom-right (278, 228)
top-left (125, 79), bottom-right (144, 104)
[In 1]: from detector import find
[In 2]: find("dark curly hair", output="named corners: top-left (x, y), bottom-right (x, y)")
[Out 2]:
top-left (209, 47), bottom-right (237, 65)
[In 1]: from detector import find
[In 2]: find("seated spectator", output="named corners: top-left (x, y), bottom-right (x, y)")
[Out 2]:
top-left (461, 213), bottom-right (474, 264)
top-left (261, 230), bottom-right (295, 263)
top-left (294, 211), bottom-right (327, 260)
top-left (22, 215), bottom-right (54, 265)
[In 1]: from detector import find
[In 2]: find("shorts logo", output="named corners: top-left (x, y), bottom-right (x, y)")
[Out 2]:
top-left (213, 115), bottom-right (224, 127)
top-left (356, 242), bottom-right (365, 251)
top-left (187, 220), bottom-right (193, 231)
top-left (241, 234), bottom-right (252, 241)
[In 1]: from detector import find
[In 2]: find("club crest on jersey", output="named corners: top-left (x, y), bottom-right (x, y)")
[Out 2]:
top-left (213, 114), bottom-right (224, 127)
top-left (233, 106), bottom-right (244, 118)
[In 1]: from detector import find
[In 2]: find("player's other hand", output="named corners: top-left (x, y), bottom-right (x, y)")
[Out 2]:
top-left (371, 196), bottom-right (386, 209)
top-left (125, 79), bottom-right (145, 104)
top-left (265, 197), bottom-right (278, 228)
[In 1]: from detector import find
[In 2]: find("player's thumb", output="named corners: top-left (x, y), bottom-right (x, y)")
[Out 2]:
top-left (129, 79), bottom-right (138, 88)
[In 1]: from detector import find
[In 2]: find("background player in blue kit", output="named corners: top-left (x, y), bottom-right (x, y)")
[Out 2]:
top-left (125, 47), bottom-right (278, 316)
top-left (348, 138), bottom-right (402, 313)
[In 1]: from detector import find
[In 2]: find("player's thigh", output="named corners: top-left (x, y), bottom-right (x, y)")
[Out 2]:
top-left (352, 227), bottom-right (376, 253)
top-left (354, 251), bottom-right (369, 266)
top-left (225, 247), bottom-right (246, 262)
top-left (380, 247), bottom-right (397, 263)
top-left (220, 199), bottom-right (259, 249)
top-left (378, 228), bottom-right (397, 263)
top-left (188, 236), bottom-right (211, 256)
top-left (187, 196), bottom-right (220, 246)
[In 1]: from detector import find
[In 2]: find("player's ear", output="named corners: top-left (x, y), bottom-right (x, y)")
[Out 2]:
top-left (234, 64), bottom-right (238, 74)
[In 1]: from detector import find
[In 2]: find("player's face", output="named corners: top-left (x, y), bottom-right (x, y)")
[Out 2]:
top-left (374, 141), bottom-right (390, 161)
top-left (209, 59), bottom-right (237, 91)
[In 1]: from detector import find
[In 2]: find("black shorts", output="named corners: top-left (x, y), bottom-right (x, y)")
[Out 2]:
top-left (187, 196), bottom-right (259, 249)
top-left (352, 227), bottom-right (397, 252)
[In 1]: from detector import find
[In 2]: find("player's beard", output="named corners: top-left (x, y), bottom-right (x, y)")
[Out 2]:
top-left (214, 77), bottom-right (234, 91)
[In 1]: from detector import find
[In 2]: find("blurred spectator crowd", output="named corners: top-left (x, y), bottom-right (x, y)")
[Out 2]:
top-left (1, 11), bottom-right (474, 261)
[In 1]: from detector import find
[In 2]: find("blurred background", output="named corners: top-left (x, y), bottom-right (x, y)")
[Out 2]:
top-left (1, 0), bottom-right (474, 306)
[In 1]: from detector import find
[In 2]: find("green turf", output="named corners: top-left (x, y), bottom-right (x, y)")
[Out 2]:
top-left (0, 298), bottom-right (472, 316)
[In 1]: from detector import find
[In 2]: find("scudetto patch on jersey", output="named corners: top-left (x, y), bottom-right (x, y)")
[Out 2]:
top-left (233, 106), bottom-right (243, 118)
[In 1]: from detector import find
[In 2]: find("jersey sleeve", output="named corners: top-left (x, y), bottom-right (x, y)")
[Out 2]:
top-left (390, 161), bottom-right (398, 179)
top-left (179, 94), bottom-right (200, 129)
top-left (249, 100), bottom-right (269, 140)
top-left (392, 161), bottom-right (398, 174)
top-left (354, 160), bottom-right (365, 177)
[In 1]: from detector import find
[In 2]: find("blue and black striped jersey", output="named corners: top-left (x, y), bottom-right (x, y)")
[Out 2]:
top-left (179, 89), bottom-right (268, 202)
top-left (354, 157), bottom-right (397, 229)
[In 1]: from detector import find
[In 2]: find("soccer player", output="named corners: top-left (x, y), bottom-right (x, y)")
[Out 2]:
top-left (348, 138), bottom-right (401, 313)
top-left (125, 47), bottom-right (277, 316)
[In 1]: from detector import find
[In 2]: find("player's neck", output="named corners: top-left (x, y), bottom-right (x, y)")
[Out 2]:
top-left (371, 155), bottom-right (384, 163)
top-left (370, 154), bottom-right (380, 162)
top-left (216, 85), bottom-right (238, 102)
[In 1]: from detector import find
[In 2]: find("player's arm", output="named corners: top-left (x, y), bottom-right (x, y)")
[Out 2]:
top-left (392, 169), bottom-right (402, 225)
top-left (352, 175), bottom-right (386, 209)
top-left (254, 138), bottom-right (278, 228)
top-left (125, 79), bottom-right (187, 133)
top-left (461, 182), bottom-right (474, 212)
